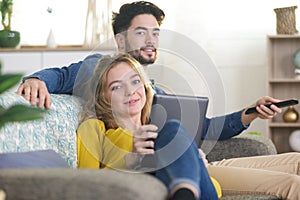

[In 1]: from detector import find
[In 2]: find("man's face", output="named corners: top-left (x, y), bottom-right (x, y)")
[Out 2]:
top-left (121, 14), bottom-right (160, 65)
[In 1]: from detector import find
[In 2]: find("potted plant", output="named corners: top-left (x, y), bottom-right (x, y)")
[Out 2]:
top-left (0, 0), bottom-right (20, 48)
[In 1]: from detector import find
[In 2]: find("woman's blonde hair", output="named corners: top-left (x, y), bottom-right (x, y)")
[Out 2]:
top-left (78, 53), bottom-right (155, 129)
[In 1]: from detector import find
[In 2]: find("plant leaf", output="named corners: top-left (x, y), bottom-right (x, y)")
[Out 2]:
top-left (0, 104), bottom-right (46, 128)
top-left (0, 74), bottom-right (23, 94)
top-left (247, 132), bottom-right (261, 135)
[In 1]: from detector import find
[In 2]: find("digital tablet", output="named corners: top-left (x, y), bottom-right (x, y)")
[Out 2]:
top-left (149, 93), bottom-right (209, 147)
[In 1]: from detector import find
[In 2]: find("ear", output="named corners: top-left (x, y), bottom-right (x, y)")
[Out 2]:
top-left (115, 33), bottom-right (125, 51)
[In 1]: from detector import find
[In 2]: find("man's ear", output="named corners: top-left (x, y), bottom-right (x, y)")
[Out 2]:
top-left (115, 33), bottom-right (125, 51)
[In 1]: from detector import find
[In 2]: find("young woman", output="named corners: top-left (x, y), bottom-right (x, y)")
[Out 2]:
top-left (77, 53), bottom-right (300, 200)
top-left (76, 53), bottom-right (221, 200)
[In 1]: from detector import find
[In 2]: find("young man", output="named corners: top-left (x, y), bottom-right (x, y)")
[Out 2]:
top-left (17, 1), bottom-right (281, 141)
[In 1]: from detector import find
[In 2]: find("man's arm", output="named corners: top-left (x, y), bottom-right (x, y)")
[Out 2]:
top-left (202, 96), bottom-right (281, 140)
top-left (17, 54), bottom-right (102, 109)
top-left (22, 62), bottom-right (82, 94)
top-left (202, 110), bottom-right (247, 140)
top-left (153, 86), bottom-right (281, 141)
top-left (154, 86), bottom-right (247, 140)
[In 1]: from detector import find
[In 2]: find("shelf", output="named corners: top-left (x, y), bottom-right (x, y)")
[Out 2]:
top-left (269, 79), bottom-right (300, 83)
top-left (269, 122), bottom-right (300, 128)
top-left (0, 45), bottom-right (115, 52)
top-left (267, 34), bottom-right (300, 39)
top-left (267, 35), bottom-right (300, 153)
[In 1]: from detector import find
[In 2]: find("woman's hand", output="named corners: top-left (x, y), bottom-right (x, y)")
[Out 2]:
top-left (132, 124), bottom-right (158, 154)
top-left (125, 124), bottom-right (158, 168)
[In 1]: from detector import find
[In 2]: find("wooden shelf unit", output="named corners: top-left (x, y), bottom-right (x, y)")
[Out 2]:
top-left (267, 35), bottom-right (300, 153)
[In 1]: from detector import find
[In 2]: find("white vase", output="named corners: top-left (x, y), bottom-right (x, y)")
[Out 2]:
top-left (47, 29), bottom-right (57, 48)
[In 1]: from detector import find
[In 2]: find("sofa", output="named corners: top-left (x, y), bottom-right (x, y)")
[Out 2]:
top-left (0, 92), bottom-right (280, 200)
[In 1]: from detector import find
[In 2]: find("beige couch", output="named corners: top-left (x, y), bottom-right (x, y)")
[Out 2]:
top-left (0, 92), bottom-right (280, 200)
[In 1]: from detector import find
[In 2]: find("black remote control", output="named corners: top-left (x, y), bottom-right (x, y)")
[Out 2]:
top-left (245, 99), bottom-right (299, 115)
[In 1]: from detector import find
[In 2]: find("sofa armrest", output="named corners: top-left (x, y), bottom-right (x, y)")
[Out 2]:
top-left (0, 92), bottom-right (82, 168)
top-left (204, 132), bottom-right (277, 162)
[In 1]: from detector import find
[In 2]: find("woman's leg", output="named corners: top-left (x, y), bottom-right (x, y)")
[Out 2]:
top-left (211, 152), bottom-right (300, 175)
top-left (153, 120), bottom-right (218, 200)
top-left (207, 165), bottom-right (300, 200)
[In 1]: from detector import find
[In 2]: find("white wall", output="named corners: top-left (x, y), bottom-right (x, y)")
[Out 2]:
top-left (10, 0), bottom-right (300, 134)
top-left (146, 0), bottom-right (300, 134)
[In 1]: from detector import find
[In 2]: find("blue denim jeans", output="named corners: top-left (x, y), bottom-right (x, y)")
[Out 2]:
top-left (152, 120), bottom-right (218, 200)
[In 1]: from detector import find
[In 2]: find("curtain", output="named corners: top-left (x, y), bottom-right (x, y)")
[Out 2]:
top-left (84, 0), bottom-right (112, 47)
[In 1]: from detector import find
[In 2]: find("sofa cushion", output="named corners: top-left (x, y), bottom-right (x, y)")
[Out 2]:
top-left (0, 150), bottom-right (69, 168)
top-left (0, 169), bottom-right (168, 200)
top-left (203, 133), bottom-right (277, 162)
top-left (0, 92), bottom-right (82, 168)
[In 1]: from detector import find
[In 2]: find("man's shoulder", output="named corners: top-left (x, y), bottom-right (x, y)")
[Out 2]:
top-left (83, 53), bottom-right (103, 60)
top-left (154, 86), bottom-right (166, 94)
top-left (80, 53), bottom-right (104, 70)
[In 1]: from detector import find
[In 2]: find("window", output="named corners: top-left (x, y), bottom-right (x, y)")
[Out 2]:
top-left (11, 0), bottom-right (175, 47)
top-left (13, 0), bottom-right (88, 46)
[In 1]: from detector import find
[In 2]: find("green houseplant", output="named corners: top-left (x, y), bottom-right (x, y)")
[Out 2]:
top-left (0, 62), bottom-right (45, 128)
top-left (0, 0), bottom-right (20, 48)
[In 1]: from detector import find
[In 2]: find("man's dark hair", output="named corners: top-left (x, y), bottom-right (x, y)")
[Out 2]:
top-left (112, 1), bottom-right (165, 35)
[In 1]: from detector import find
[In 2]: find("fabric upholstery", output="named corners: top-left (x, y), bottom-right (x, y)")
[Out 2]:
top-left (204, 133), bottom-right (277, 162)
top-left (0, 92), bottom-right (280, 200)
top-left (0, 92), bottom-right (81, 168)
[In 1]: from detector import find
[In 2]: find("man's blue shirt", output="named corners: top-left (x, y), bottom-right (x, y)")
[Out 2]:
top-left (24, 53), bottom-right (248, 141)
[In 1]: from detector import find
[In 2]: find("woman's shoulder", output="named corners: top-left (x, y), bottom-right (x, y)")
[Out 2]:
top-left (77, 118), bottom-right (106, 132)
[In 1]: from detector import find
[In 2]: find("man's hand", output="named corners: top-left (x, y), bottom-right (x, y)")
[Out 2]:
top-left (242, 96), bottom-right (282, 125)
top-left (17, 78), bottom-right (51, 109)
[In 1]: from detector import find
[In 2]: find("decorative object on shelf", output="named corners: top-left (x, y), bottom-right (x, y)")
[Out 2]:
top-left (0, 0), bottom-right (20, 48)
top-left (46, 6), bottom-right (56, 48)
top-left (293, 49), bottom-right (300, 79)
top-left (289, 130), bottom-right (300, 152)
top-left (282, 106), bottom-right (299, 123)
top-left (274, 6), bottom-right (298, 35)
top-left (46, 28), bottom-right (56, 48)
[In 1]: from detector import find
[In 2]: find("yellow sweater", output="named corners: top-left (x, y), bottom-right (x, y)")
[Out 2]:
top-left (76, 119), bottom-right (222, 198)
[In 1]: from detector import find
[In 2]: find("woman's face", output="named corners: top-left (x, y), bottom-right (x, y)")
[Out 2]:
top-left (105, 62), bottom-right (146, 119)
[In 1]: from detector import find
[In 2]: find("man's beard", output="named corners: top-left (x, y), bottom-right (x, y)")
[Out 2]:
top-left (125, 45), bottom-right (157, 65)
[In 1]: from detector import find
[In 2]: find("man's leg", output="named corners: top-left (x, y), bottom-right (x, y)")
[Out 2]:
top-left (211, 152), bottom-right (300, 175)
top-left (207, 165), bottom-right (300, 199)
top-left (209, 153), bottom-right (300, 199)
